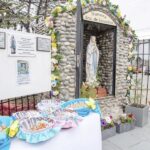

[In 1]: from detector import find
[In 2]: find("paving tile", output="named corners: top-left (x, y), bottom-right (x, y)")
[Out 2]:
top-left (106, 132), bottom-right (143, 150)
top-left (102, 140), bottom-right (122, 150)
top-left (128, 141), bottom-right (150, 150)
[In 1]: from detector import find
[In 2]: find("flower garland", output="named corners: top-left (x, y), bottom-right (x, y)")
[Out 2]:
top-left (45, 0), bottom-right (137, 98)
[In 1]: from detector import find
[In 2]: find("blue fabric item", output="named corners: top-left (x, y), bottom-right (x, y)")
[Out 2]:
top-left (0, 133), bottom-right (10, 150)
top-left (17, 127), bottom-right (61, 144)
top-left (0, 116), bottom-right (13, 127)
top-left (61, 98), bottom-right (101, 117)
top-left (0, 116), bottom-right (13, 150)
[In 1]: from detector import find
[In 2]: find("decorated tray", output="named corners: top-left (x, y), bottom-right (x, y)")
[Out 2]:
top-left (17, 117), bottom-right (61, 143)
top-left (12, 110), bottom-right (42, 120)
top-left (19, 117), bottom-right (54, 133)
top-left (36, 99), bottom-right (63, 117)
top-left (52, 109), bottom-right (82, 129)
top-left (61, 98), bottom-right (101, 117)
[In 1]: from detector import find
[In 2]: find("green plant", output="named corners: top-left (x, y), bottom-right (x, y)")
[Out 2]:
top-left (80, 83), bottom-right (97, 99)
top-left (130, 79), bottom-right (144, 107)
top-left (117, 114), bottom-right (135, 124)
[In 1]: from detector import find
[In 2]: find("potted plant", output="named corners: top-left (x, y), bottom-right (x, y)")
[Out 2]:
top-left (115, 113), bottom-right (135, 133)
top-left (101, 116), bottom-right (116, 140)
top-left (126, 79), bottom-right (149, 127)
top-left (80, 82), bottom-right (97, 99)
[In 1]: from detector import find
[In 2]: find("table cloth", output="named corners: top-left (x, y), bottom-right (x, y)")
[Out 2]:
top-left (10, 113), bottom-right (102, 150)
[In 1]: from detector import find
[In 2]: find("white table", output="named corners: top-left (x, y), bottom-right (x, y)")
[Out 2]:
top-left (10, 113), bottom-right (102, 150)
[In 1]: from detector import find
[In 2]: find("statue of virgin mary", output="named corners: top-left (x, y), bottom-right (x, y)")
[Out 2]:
top-left (86, 36), bottom-right (99, 84)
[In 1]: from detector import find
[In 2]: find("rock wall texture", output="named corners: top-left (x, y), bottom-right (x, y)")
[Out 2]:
top-left (54, 12), bottom-right (77, 100)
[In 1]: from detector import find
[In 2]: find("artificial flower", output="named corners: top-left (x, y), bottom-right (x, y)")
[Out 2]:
top-left (53, 90), bottom-right (59, 96)
top-left (54, 6), bottom-right (63, 13)
top-left (98, 0), bottom-right (102, 4)
top-left (120, 113), bottom-right (127, 119)
top-left (45, 16), bottom-right (54, 28)
top-left (86, 98), bottom-right (96, 110)
top-left (51, 33), bottom-right (56, 42)
top-left (51, 63), bottom-right (55, 71)
top-left (127, 76), bottom-right (131, 81)
top-left (105, 116), bottom-right (112, 124)
top-left (81, 0), bottom-right (86, 6)
top-left (51, 74), bottom-right (59, 80)
top-left (51, 80), bottom-right (57, 87)
top-left (129, 43), bottom-right (133, 49)
top-left (117, 8), bottom-right (122, 18)
top-left (8, 120), bottom-right (19, 138)
top-left (52, 58), bottom-right (58, 64)
top-left (101, 119), bottom-right (107, 127)
top-left (128, 51), bottom-right (133, 59)
top-left (52, 48), bottom-right (58, 53)
top-left (52, 42), bottom-right (57, 49)
top-left (101, 0), bottom-right (107, 6)
top-left (66, 3), bottom-right (74, 11)
top-left (128, 66), bottom-right (133, 72)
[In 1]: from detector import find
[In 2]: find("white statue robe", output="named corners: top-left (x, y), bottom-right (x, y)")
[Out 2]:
top-left (86, 39), bottom-right (99, 84)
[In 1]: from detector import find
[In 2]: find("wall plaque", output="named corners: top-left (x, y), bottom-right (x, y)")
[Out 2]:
top-left (37, 37), bottom-right (51, 52)
top-left (83, 11), bottom-right (116, 26)
top-left (0, 32), bottom-right (5, 49)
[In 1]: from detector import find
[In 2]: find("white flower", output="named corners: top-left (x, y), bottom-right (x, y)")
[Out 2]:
top-left (127, 76), bottom-right (131, 81)
top-left (52, 58), bottom-right (58, 64)
top-left (120, 114), bottom-right (127, 119)
top-left (105, 116), bottom-right (112, 124)
top-left (52, 48), bottom-right (58, 53)
top-left (128, 51), bottom-right (133, 59)
top-left (51, 63), bottom-right (55, 71)
top-left (129, 43), bottom-right (133, 49)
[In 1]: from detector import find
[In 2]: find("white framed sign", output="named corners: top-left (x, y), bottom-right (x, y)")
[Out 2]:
top-left (83, 11), bottom-right (116, 26)
top-left (0, 28), bottom-right (51, 100)
top-left (7, 32), bottom-right (36, 57)
top-left (0, 32), bottom-right (6, 49)
top-left (37, 37), bottom-right (51, 52)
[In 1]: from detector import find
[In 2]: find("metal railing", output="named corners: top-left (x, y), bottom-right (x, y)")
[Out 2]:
top-left (131, 39), bottom-right (150, 105)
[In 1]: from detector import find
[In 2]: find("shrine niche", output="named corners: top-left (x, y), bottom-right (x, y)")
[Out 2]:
top-left (40, 1), bottom-right (136, 117)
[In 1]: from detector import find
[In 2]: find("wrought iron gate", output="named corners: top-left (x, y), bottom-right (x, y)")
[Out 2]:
top-left (131, 39), bottom-right (150, 105)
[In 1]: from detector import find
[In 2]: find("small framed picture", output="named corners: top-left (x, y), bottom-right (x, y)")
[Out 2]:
top-left (0, 32), bottom-right (6, 49)
top-left (37, 37), bottom-right (51, 52)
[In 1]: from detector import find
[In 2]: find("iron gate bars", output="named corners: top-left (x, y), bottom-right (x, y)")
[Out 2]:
top-left (132, 39), bottom-right (150, 105)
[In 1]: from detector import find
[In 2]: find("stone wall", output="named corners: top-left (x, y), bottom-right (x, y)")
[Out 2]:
top-left (54, 13), bottom-right (76, 100)
top-left (97, 30), bottom-right (114, 94)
